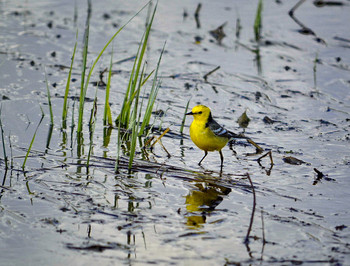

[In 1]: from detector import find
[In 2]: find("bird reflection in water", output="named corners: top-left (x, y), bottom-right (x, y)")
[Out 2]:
top-left (185, 181), bottom-right (231, 228)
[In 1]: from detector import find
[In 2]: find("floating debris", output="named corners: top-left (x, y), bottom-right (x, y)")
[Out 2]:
top-left (263, 116), bottom-right (275, 124)
top-left (203, 66), bottom-right (220, 82)
top-left (209, 22), bottom-right (227, 44)
top-left (283, 156), bottom-right (309, 165)
top-left (194, 3), bottom-right (202, 28)
top-left (237, 110), bottom-right (250, 128)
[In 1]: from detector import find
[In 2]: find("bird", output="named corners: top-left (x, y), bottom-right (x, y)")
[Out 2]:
top-left (186, 105), bottom-right (247, 167)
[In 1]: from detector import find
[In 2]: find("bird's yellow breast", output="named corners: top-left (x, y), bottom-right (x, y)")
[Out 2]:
top-left (189, 120), bottom-right (228, 152)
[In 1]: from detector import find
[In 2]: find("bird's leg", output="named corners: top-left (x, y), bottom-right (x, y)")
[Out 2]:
top-left (198, 151), bottom-right (208, 165)
top-left (219, 150), bottom-right (224, 167)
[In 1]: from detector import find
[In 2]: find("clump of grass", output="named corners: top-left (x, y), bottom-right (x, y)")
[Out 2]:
top-left (109, 2), bottom-right (165, 172)
top-left (57, 1), bottom-right (163, 171)
top-left (138, 44), bottom-right (164, 137)
top-left (74, 2), bottom-right (152, 160)
top-left (76, 1), bottom-right (151, 137)
top-left (254, 0), bottom-right (263, 42)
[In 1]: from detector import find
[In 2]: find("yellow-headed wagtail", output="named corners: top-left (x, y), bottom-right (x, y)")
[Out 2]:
top-left (186, 105), bottom-right (248, 167)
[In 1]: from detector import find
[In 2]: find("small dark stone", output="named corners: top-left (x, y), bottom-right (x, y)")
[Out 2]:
top-left (255, 91), bottom-right (262, 101)
top-left (103, 13), bottom-right (111, 20)
top-left (263, 116), bottom-right (275, 124)
top-left (184, 82), bottom-right (192, 89)
top-left (194, 36), bottom-right (203, 43)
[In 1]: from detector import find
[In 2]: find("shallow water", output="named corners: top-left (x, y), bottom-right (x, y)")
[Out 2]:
top-left (1, 0), bottom-right (350, 265)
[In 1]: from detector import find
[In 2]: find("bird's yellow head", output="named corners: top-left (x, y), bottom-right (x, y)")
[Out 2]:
top-left (186, 105), bottom-right (211, 122)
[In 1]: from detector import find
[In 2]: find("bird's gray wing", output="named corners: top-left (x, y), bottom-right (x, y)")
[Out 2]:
top-left (207, 118), bottom-right (248, 139)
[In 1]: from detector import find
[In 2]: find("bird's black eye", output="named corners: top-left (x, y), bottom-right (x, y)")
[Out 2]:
top-left (197, 111), bottom-right (202, 114)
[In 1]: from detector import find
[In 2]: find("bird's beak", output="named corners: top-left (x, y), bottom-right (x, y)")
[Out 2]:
top-left (185, 111), bottom-right (193, 116)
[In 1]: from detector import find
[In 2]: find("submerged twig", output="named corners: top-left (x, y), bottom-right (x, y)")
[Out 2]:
top-left (257, 150), bottom-right (274, 175)
top-left (209, 23), bottom-right (226, 44)
top-left (247, 138), bottom-right (264, 154)
top-left (158, 139), bottom-right (171, 158)
top-left (0, 108), bottom-right (8, 170)
top-left (203, 66), bottom-right (220, 82)
top-left (313, 0), bottom-right (344, 7)
top-left (288, 0), bottom-right (326, 44)
top-left (148, 128), bottom-right (171, 157)
top-left (313, 52), bottom-right (319, 89)
top-left (151, 127), bottom-right (170, 148)
top-left (260, 208), bottom-right (266, 261)
top-left (257, 150), bottom-right (273, 165)
top-left (194, 3), bottom-right (201, 28)
top-left (244, 173), bottom-right (256, 245)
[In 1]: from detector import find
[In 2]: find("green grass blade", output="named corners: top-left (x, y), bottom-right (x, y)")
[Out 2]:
top-left (141, 69), bottom-right (154, 87)
top-left (62, 29), bottom-right (78, 128)
top-left (114, 118), bottom-right (122, 173)
top-left (254, 0), bottom-right (263, 42)
top-left (87, 83), bottom-right (99, 167)
top-left (44, 69), bottom-right (54, 125)
top-left (180, 98), bottom-right (190, 134)
top-left (104, 46), bottom-right (114, 126)
top-left (70, 99), bottom-right (76, 150)
top-left (45, 124), bottom-right (53, 153)
top-left (77, 22), bottom-right (90, 134)
top-left (22, 114), bottom-right (44, 170)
